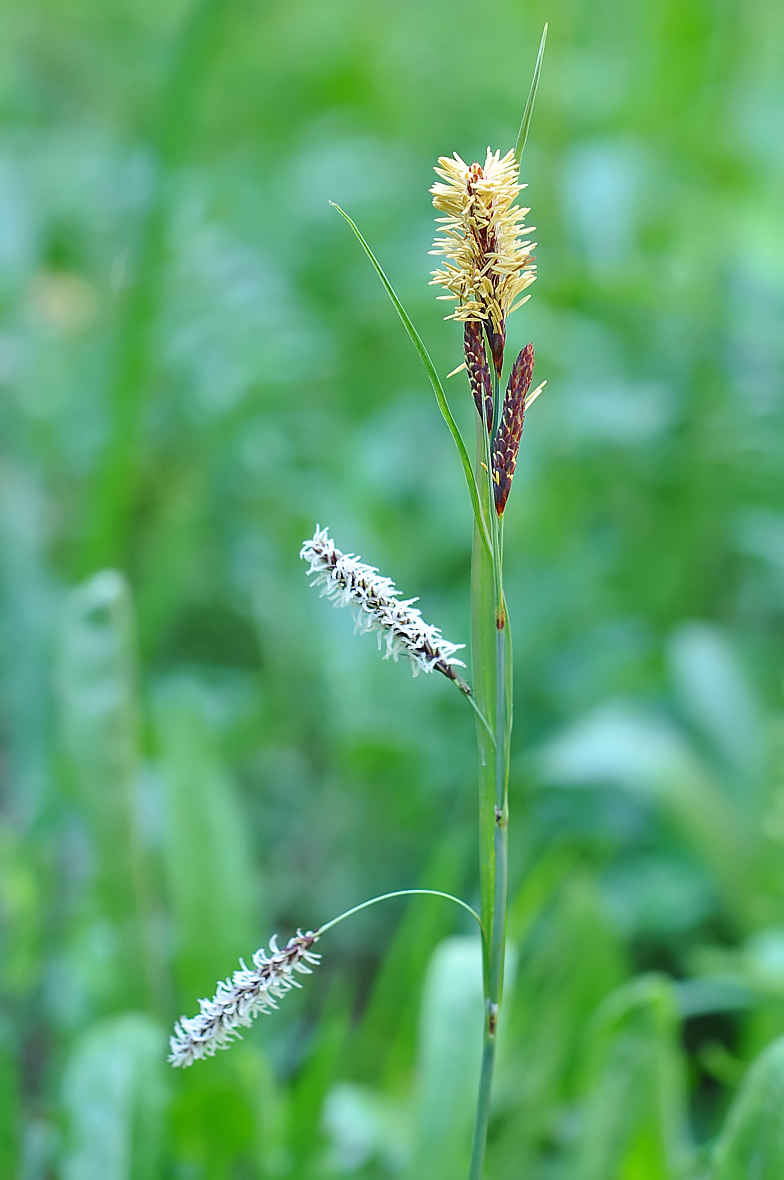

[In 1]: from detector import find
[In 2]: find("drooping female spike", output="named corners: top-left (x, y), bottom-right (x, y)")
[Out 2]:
top-left (463, 322), bottom-right (493, 433)
top-left (491, 344), bottom-right (535, 515)
top-left (169, 931), bottom-right (321, 1067)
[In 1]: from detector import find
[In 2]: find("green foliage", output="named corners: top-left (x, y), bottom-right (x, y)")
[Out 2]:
top-left (1, 0), bottom-right (784, 1175)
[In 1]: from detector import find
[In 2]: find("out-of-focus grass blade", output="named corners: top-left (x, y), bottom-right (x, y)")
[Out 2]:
top-left (538, 703), bottom-right (752, 923)
top-left (231, 1044), bottom-right (287, 1178)
top-left (57, 571), bottom-right (151, 1010)
top-left (406, 936), bottom-right (484, 1180)
top-left (170, 1054), bottom-right (266, 1175)
top-left (0, 465), bottom-right (53, 826)
top-left (668, 623), bottom-right (764, 806)
top-left (353, 833), bottom-right (467, 1086)
top-left (156, 681), bottom-right (257, 1005)
top-left (287, 983), bottom-right (352, 1173)
top-left (506, 842), bottom-right (580, 944)
top-left (0, 1042), bottom-right (20, 1177)
top-left (711, 1036), bottom-right (784, 1179)
top-left (514, 23), bottom-right (548, 170)
top-left (492, 874), bottom-right (626, 1165)
top-left (61, 1014), bottom-right (167, 1180)
top-left (570, 975), bottom-right (692, 1180)
top-left (331, 202), bottom-right (492, 559)
top-left (323, 1081), bottom-right (409, 1174)
top-left (0, 821), bottom-right (43, 996)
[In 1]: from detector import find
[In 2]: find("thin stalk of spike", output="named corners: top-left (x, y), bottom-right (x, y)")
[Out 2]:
top-left (459, 681), bottom-right (496, 745)
top-left (317, 889), bottom-right (483, 937)
top-left (514, 23), bottom-right (548, 172)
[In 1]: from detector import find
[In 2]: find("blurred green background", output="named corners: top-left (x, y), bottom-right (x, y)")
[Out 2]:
top-left (1, 0), bottom-right (784, 1176)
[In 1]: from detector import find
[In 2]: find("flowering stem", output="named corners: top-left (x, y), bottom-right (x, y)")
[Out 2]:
top-left (468, 379), bottom-right (512, 1180)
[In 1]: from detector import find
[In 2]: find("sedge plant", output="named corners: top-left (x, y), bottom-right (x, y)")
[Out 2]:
top-left (169, 27), bottom-right (548, 1178)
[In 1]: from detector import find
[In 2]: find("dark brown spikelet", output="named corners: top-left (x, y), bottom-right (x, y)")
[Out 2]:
top-left (463, 321), bottom-right (493, 433)
top-left (485, 321), bottom-right (506, 380)
top-left (491, 343), bottom-right (534, 515)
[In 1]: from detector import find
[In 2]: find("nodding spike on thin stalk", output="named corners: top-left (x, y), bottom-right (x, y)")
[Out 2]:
top-left (169, 931), bottom-right (322, 1067)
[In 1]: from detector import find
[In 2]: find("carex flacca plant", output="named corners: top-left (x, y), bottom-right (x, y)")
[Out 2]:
top-left (169, 27), bottom-right (548, 1178)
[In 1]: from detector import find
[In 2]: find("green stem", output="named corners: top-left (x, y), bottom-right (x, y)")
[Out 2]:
top-left (468, 375), bottom-right (512, 1180)
top-left (469, 1036), bottom-right (497, 1180)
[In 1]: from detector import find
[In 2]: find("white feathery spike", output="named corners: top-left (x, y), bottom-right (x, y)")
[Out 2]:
top-left (169, 930), bottom-right (321, 1068)
top-left (299, 526), bottom-right (465, 681)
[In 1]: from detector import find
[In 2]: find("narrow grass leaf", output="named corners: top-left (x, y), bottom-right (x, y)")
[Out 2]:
top-left (514, 23), bottom-right (548, 170)
top-left (331, 202), bottom-right (491, 558)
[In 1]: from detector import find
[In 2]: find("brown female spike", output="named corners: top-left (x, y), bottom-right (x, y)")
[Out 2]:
top-left (491, 343), bottom-right (534, 514)
top-left (464, 321), bottom-right (493, 433)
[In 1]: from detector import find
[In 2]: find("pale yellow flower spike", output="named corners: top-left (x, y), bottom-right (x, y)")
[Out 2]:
top-left (429, 148), bottom-right (536, 337)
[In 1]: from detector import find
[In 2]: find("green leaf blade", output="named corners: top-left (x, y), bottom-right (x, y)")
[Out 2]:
top-left (331, 203), bottom-right (491, 558)
top-left (514, 23), bottom-right (548, 171)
